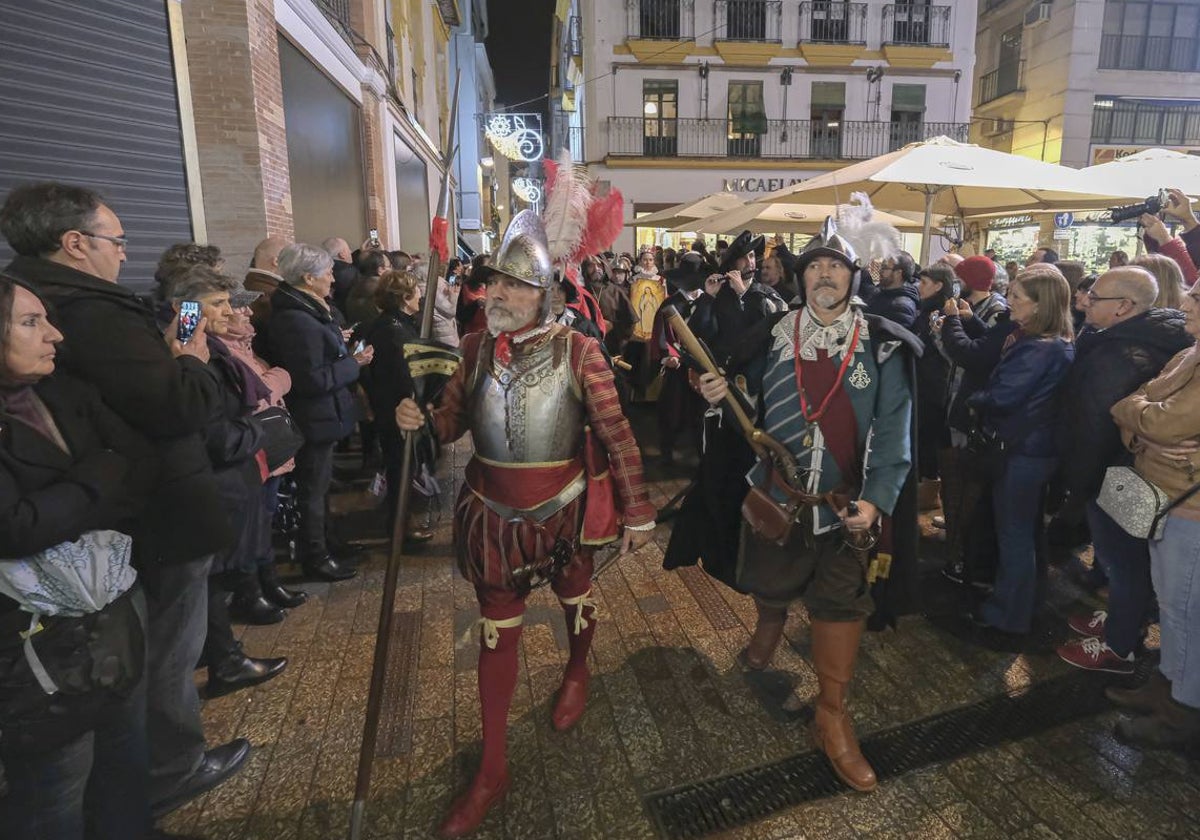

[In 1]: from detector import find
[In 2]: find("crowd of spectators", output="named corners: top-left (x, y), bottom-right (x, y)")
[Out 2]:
top-left (2, 178), bottom-right (1200, 835)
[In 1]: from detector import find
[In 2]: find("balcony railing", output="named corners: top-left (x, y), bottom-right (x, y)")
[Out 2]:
top-left (714, 0), bottom-right (782, 42)
top-left (1099, 34), bottom-right (1200, 72)
top-left (799, 2), bottom-right (868, 44)
top-left (315, 0), bottom-right (351, 30)
top-left (608, 116), bottom-right (969, 160)
top-left (979, 60), bottom-right (1024, 105)
top-left (567, 15), bottom-right (582, 57)
top-left (626, 0), bottom-right (695, 40)
top-left (882, 4), bottom-right (951, 47)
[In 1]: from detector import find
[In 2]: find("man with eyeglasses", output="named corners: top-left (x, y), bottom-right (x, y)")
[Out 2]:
top-left (0, 182), bottom-right (252, 818)
top-left (1054, 266), bottom-right (1191, 675)
top-left (864, 251), bottom-right (918, 329)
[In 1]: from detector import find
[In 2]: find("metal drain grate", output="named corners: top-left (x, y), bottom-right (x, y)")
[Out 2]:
top-left (375, 611), bottom-right (422, 757)
top-left (644, 668), bottom-right (1126, 838)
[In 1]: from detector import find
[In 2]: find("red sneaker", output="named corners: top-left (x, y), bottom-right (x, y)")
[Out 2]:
top-left (1056, 637), bottom-right (1134, 675)
top-left (1067, 610), bottom-right (1107, 638)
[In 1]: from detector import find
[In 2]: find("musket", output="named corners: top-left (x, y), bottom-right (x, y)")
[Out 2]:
top-left (349, 71), bottom-right (461, 840)
top-left (661, 304), bottom-right (803, 490)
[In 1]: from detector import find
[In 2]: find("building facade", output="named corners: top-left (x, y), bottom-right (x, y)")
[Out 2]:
top-left (972, 0), bottom-right (1200, 264)
top-left (557, 0), bottom-right (977, 253)
top-left (0, 0), bottom-right (472, 289)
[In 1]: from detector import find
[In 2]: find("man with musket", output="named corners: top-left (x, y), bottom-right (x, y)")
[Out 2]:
top-left (395, 210), bottom-right (656, 837)
top-left (680, 217), bottom-right (919, 793)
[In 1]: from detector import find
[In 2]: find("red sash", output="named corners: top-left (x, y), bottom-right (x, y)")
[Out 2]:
top-left (465, 458), bottom-right (583, 510)
top-left (801, 350), bottom-right (860, 484)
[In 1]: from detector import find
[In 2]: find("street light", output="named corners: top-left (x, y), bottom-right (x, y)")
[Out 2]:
top-left (644, 101), bottom-right (658, 116)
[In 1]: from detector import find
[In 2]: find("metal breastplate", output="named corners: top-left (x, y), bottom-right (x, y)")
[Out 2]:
top-left (470, 337), bottom-right (585, 463)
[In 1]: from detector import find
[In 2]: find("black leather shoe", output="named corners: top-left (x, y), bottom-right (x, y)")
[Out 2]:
top-left (206, 654), bottom-right (287, 698)
top-left (229, 594), bottom-right (285, 625)
top-left (326, 532), bottom-right (366, 559)
top-left (303, 555), bottom-right (358, 581)
top-left (150, 738), bottom-right (251, 817)
top-left (262, 581), bottom-right (308, 608)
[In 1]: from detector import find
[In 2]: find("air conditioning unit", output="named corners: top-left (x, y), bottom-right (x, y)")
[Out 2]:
top-left (985, 118), bottom-right (1015, 136)
top-left (1024, 1), bottom-right (1052, 28)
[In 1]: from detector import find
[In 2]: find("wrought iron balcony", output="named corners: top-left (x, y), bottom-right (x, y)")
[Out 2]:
top-left (567, 15), bottom-right (582, 57)
top-left (315, 0), bottom-right (351, 30)
top-left (626, 0), bottom-right (695, 40)
top-left (799, 2), bottom-right (868, 44)
top-left (979, 60), bottom-right (1025, 105)
top-left (714, 0), bottom-right (782, 42)
top-left (1099, 34), bottom-right (1200, 72)
top-left (882, 4), bottom-right (951, 47)
top-left (608, 116), bottom-right (968, 160)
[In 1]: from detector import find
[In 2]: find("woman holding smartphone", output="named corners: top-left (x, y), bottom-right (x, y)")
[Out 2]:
top-left (268, 244), bottom-right (373, 582)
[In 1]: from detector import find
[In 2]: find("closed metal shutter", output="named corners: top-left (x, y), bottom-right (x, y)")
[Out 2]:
top-left (0, 0), bottom-right (193, 293)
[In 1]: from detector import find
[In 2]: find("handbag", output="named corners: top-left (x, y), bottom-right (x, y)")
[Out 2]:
top-left (1096, 465), bottom-right (1200, 540)
top-left (741, 462), bottom-right (806, 547)
top-left (254, 405), bottom-right (305, 471)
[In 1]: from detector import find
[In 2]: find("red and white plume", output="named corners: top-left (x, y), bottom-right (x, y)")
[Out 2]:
top-left (542, 149), bottom-right (593, 265)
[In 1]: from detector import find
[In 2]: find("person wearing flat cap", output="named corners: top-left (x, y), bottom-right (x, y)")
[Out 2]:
top-left (666, 217), bottom-right (922, 795)
top-left (690, 229), bottom-right (787, 364)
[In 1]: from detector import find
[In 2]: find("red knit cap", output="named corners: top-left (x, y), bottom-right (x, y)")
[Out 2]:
top-left (955, 255), bottom-right (996, 293)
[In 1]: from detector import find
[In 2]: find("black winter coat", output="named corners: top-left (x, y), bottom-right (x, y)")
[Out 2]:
top-left (939, 312), bottom-right (1019, 435)
top-left (267, 284), bottom-right (361, 444)
top-left (691, 281), bottom-right (787, 366)
top-left (203, 343), bottom-right (268, 574)
top-left (0, 374), bottom-right (157, 613)
top-left (6, 257), bottom-right (233, 563)
top-left (1056, 309), bottom-right (1192, 506)
top-left (0, 373), bottom-right (157, 751)
top-left (866, 284), bottom-right (920, 330)
top-left (361, 309), bottom-right (419, 425)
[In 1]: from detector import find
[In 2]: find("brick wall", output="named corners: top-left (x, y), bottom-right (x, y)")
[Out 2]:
top-left (183, 0), bottom-right (294, 271)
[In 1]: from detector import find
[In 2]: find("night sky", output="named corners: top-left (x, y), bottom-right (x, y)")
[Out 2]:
top-left (485, 0), bottom-right (555, 126)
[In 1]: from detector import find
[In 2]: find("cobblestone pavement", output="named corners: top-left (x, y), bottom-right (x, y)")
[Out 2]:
top-left (163, 413), bottom-right (1200, 840)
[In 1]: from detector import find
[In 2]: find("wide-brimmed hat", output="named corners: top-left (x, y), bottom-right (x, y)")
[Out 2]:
top-left (718, 229), bottom-right (766, 274)
top-left (663, 251), bottom-right (708, 292)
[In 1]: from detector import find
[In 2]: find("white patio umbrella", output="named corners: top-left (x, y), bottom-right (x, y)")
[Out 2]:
top-left (761, 136), bottom-right (1142, 262)
top-left (625, 191), bottom-right (744, 230)
top-left (1079, 148), bottom-right (1200, 199)
top-left (674, 201), bottom-right (932, 236)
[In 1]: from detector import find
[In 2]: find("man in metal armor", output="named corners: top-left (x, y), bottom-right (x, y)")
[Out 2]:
top-left (695, 217), bottom-right (918, 793)
top-left (396, 210), bottom-right (656, 838)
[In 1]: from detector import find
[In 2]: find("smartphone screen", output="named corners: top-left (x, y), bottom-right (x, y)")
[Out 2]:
top-left (178, 300), bottom-right (201, 344)
top-left (352, 339), bottom-right (366, 355)
top-left (368, 228), bottom-right (380, 247)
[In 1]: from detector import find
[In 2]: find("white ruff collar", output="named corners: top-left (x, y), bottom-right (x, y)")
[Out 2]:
top-left (772, 306), bottom-right (865, 363)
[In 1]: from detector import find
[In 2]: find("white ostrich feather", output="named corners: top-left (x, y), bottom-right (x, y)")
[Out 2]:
top-left (837, 192), bottom-right (902, 263)
top-left (543, 149), bottom-right (593, 263)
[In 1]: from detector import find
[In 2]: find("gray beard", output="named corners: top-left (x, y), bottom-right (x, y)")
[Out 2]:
top-left (810, 287), bottom-right (843, 310)
top-left (486, 302), bottom-right (536, 335)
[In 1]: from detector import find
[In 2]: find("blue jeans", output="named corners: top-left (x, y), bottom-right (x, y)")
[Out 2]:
top-left (0, 677), bottom-right (150, 838)
top-left (981, 453), bottom-right (1058, 634)
top-left (142, 555), bottom-right (212, 802)
top-left (1150, 514), bottom-right (1200, 708)
top-left (1087, 500), bottom-right (1154, 657)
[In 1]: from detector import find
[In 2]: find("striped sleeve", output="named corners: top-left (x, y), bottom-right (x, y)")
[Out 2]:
top-left (573, 333), bottom-right (657, 527)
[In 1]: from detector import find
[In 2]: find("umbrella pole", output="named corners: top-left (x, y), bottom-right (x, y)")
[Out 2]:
top-left (919, 189), bottom-right (936, 265)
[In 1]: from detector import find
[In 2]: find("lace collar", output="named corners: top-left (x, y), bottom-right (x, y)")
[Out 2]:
top-left (772, 306), bottom-right (866, 363)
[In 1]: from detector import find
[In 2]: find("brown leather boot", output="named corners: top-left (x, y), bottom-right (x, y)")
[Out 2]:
top-left (809, 619), bottom-right (877, 792)
top-left (741, 601), bottom-right (788, 670)
top-left (1106, 670), bottom-right (1173, 716)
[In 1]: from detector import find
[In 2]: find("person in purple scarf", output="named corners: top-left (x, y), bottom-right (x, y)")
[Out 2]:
top-left (165, 265), bottom-right (288, 700)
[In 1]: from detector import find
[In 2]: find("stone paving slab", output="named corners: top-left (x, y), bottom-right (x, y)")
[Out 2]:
top-left (163, 425), bottom-right (1200, 840)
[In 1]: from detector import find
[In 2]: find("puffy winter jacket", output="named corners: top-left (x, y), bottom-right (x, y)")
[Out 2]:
top-left (1056, 308), bottom-right (1192, 504)
top-left (865, 283), bottom-right (920, 330)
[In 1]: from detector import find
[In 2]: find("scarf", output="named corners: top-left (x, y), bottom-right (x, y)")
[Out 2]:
top-left (0, 385), bottom-right (68, 452)
top-left (207, 334), bottom-right (272, 411)
top-left (492, 321), bottom-right (552, 367)
top-left (223, 313), bottom-right (256, 355)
